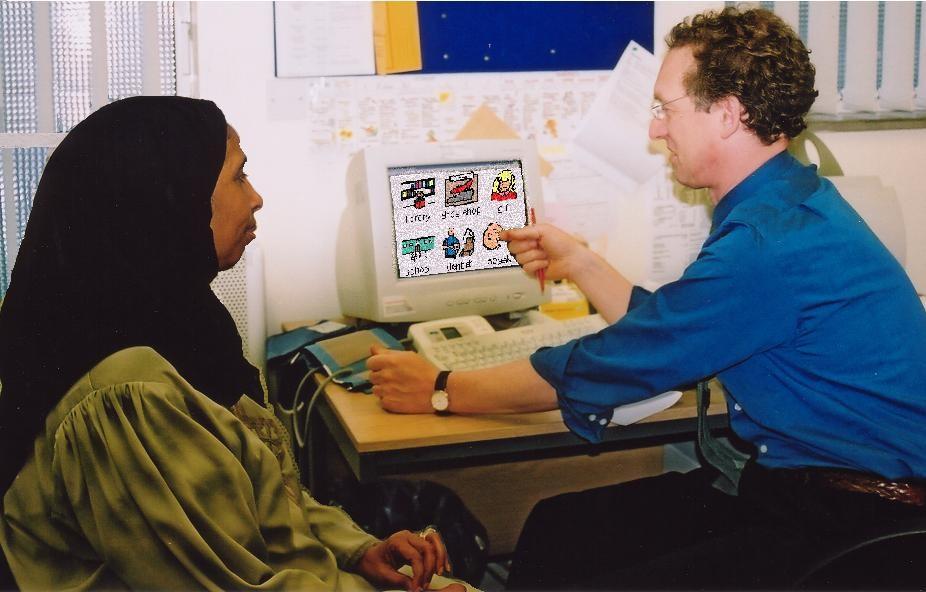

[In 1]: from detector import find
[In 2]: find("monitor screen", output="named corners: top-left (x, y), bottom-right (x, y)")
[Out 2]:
top-left (337, 140), bottom-right (546, 322)
top-left (389, 160), bottom-right (528, 279)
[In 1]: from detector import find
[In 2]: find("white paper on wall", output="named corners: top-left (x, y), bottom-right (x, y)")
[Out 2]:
top-left (303, 70), bottom-right (610, 151)
top-left (274, 2), bottom-right (375, 77)
top-left (571, 41), bottom-right (663, 192)
top-left (644, 175), bottom-right (712, 288)
top-left (542, 155), bottom-right (626, 253)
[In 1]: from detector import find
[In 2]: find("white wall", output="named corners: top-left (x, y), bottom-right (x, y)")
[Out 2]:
top-left (195, 1), bottom-right (926, 334)
top-left (196, 2), bottom-right (348, 333)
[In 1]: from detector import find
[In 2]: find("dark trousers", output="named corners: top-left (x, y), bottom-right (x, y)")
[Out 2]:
top-left (506, 463), bottom-right (923, 590)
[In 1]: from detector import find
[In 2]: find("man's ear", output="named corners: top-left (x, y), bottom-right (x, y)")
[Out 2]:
top-left (717, 95), bottom-right (745, 139)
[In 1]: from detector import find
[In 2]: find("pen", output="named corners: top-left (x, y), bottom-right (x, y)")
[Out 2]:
top-left (529, 207), bottom-right (545, 294)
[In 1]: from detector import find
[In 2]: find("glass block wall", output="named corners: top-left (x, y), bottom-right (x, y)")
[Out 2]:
top-left (0, 1), bottom-right (176, 296)
top-left (106, 1), bottom-right (144, 101)
top-left (50, 1), bottom-right (93, 131)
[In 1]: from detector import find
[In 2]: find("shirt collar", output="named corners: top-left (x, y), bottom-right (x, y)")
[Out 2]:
top-left (711, 150), bottom-right (798, 229)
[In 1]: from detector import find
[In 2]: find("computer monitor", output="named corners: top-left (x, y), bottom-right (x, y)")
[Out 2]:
top-left (336, 140), bottom-right (547, 323)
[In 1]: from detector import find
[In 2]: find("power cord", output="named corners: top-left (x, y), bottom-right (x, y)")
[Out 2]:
top-left (299, 367), bottom-right (353, 450)
top-left (277, 363), bottom-right (321, 417)
top-left (273, 351), bottom-right (320, 449)
top-left (298, 367), bottom-right (353, 494)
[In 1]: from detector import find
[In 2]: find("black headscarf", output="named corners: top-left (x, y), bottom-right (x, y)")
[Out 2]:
top-left (0, 96), bottom-right (262, 496)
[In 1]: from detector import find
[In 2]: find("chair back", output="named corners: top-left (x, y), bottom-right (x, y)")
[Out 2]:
top-left (794, 519), bottom-right (926, 589)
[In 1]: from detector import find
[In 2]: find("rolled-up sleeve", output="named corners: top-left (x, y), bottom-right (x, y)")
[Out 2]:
top-left (531, 222), bottom-right (797, 442)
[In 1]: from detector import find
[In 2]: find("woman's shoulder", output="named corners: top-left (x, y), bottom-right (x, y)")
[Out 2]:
top-left (86, 345), bottom-right (181, 387)
top-left (46, 346), bottom-right (243, 441)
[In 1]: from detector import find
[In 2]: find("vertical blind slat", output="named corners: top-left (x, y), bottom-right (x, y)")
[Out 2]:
top-left (842, 1), bottom-right (879, 112)
top-left (807, 1), bottom-right (842, 114)
top-left (880, 2), bottom-right (916, 111)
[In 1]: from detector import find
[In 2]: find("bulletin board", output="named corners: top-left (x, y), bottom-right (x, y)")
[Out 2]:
top-left (416, 1), bottom-right (654, 74)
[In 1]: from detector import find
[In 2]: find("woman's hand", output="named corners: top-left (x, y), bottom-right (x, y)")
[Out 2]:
top-left (367, 345), bottom-right (440, 414)
top-left (354, 528), bottom-right (456, 592)
top-left (501, 223), bottom-right (590, 284)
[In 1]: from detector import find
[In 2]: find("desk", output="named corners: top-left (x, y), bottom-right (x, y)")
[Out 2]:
top-left (305, 382), bottom-right (728, 554)
top-left (313, 381), bottom-right (728, 485)
top-left (269, 322), bottom-right (730, 554)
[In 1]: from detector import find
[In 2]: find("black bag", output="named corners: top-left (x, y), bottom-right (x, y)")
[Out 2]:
top-left (337, 479), bottom-right (489, 585)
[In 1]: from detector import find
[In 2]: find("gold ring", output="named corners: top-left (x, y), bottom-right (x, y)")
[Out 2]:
top-left (418, 526), bottom-right (438, 539)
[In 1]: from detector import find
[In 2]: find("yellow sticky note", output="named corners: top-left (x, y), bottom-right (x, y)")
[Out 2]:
top-left (373, 2), bottom-right (423, 74)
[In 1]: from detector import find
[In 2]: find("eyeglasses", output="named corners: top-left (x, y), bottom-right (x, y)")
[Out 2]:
top-left (650, 94), bottom-right (688, 120)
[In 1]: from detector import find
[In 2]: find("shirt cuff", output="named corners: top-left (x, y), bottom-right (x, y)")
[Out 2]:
top-left (530, 344), bottom-right (613, 443)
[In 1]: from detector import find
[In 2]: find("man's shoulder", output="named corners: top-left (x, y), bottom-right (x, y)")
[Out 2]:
top-left (723, 170), bottom-right (833, 235)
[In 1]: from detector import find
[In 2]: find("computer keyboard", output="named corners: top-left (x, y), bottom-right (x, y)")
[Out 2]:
top-left (422, 314), bottom-right (609, 371)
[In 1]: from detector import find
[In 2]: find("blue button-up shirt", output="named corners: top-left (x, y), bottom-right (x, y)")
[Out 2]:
top-left (531, 152), bottom-right (926, 478)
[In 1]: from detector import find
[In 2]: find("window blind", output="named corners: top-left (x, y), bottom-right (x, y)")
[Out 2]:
top-left (731, 1), bottom-right (925, 116)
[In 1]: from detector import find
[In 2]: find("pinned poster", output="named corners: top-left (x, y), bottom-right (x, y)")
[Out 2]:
top-left (373, 1), bottom-right (423, 74)
top-left (273, 2), bottom-right (375, 77)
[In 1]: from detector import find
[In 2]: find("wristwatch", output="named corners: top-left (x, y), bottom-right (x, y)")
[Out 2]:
top-left (430, 370), bottom-right (452, 414)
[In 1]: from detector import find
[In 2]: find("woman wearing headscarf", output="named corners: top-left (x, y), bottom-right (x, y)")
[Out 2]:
top-left (0, 96), bottom-right (468, 591)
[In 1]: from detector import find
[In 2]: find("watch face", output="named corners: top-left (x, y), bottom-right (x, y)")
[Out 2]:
top-left (431, 390), bottom-right (449, 412)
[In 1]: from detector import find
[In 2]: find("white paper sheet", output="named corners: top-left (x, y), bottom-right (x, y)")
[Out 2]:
top-left (646, 175), bottom-right (712, 288)
top-left (611, 390), bottom-right (682, 426)
top-left (571, 41), bottom-right (663, 191)
top-left (542, 156), bottom-right (624, 250)
top-left (274, 2), bottom-right (375, 77)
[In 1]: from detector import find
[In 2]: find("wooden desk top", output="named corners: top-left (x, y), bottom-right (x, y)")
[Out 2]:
top-left (322, 381), bottom-right (727, 454)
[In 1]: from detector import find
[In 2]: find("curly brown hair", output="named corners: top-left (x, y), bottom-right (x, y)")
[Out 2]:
top-left (666, 7), bottom-right (818, 144)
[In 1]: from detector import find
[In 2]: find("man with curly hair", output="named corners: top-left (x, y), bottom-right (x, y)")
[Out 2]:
top-left (368, 7), bottom-right (926, 589)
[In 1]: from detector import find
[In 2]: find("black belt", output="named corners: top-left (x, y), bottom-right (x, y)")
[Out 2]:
top-left (784, 468), bottom-right (926, 507)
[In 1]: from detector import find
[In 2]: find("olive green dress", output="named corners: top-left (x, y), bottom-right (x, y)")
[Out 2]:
top-left (0, 347), bottom-right (468, 591)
